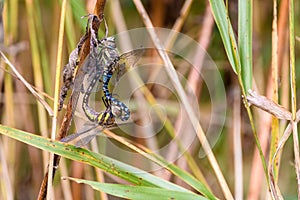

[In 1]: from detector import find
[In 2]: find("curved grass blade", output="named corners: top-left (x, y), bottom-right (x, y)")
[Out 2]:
top-left (208, 0), bottom-right (240, 74)
top-left (0, 124), bottom-right (195, 194)
top-left (64, 177), bottom-right (208, 200)
top-left (238, 0), bottom-right (252, 93)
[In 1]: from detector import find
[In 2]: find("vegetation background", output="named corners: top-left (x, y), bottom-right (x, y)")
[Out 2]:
top-left (0, 0), bottom-right (299, 199)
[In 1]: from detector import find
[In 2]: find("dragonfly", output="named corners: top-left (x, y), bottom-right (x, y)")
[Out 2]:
top-left (60, 14), bottom-right (144, 147)
top-left (58, 14), bottom-right (111, 147)
top-left (98, 36), bottom-right (144, 121)
top-left (82, 13), bottom-right (144, 122)
top-left (58, 13), bottom-right (108, 112)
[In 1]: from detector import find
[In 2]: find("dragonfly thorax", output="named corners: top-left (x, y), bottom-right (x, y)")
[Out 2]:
top-left (101, 36), bottom-right (116, 49)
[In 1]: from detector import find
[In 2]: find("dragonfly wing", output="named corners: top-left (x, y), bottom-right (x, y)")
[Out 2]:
top-left (74, 129), bottom-right (100, 147)
top-left (119, 48), bottom-right (145, 66)
top-left (117, 49), bottom-right (144, 81)
top-left (70, 56), bottom-right (90, 117)
top-left (60, 123), bottom-right (101, 147)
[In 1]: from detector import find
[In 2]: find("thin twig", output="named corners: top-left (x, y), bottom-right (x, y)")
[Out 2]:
top-left (247, 90), bottom-right (291, 120)
top-left (168, 2), bottom-right (214, 187)
top-left (110, 0), bottom-right (160, 174)
top-left (268, 0), bottom-right (281, 198)
top-left (233, 87), bottom-right (243, 200)
top-left (165, 0), bottom-right (194, 50)
top-left (147, 0), bottom-right (194, 85)
top-left (292, 121), bottom-right (300, 199)
top-left (269, 109), bottom-right (300, 199)
top-left (277, 0), bottom-right (289, 69)
top-left (0, 139), bottom-right (13, 200)
top-left (0, 63), bottom-right (54, 102)
top-left (289, 0), bottom-right (300, 198)
top-left (46, 0), bottom-right (68, 199)
top-left (0, 51), bottom-right (53, 116)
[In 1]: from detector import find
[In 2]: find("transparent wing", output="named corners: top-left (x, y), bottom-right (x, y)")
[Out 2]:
top-left (116, 48), bottom-right (144, 81)
top-left (70, 55), bottom-right (90, 119)
top-left (60, 123), bottom-right (101, 147)
top-left (71, 52), bottom-right (105, 111)
top-left (68, 66), bottom-right (85, 125)
top-left (60, 117), bottom-right (133, 147)
top-left (68, 54), bottom-right (105, 146)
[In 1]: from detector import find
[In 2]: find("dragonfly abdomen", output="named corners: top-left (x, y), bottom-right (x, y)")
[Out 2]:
top-left (102, 62), bottom-right (130, 121)
top-left (82, 88), bottom-right (115, 126)
top-left (102, 67), bottom-right (113, 100)
top-left (111, 98), bottom-right (130, 121)
top-left (82, 69), bottom-right (103, 123)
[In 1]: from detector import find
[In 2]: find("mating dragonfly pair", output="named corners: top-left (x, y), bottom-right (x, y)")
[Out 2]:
top-left (59, 14), bottom-right (143, 147)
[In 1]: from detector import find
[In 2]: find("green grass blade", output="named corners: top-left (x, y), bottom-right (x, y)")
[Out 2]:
top-left (0, 125), bottom-right (193, 193)
top-left (208, 0), bottom-right (240, 74)
top-left (238, 0), bottom-right (252, 91)
top-left (65, 177), bottom-right (208, 200)
top-left (209, 0), bottom-right (269, 190)
top-left (145, 152), bottom-right (216, 199)
top-left (104, 131), bottom-right (216, 199)
top-left (69, 0), bottom-right (86, 30)
top-left (33, 0), bottom-right (51, 94)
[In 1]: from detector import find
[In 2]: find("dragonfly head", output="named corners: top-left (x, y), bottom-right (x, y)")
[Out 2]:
top-left (101, 36), bottom-right (116, 49)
